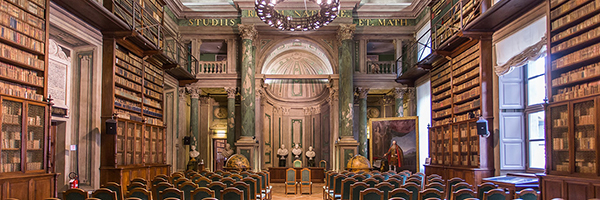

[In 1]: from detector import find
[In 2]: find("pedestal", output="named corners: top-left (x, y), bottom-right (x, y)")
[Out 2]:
top-left (336, 137), bottom-right (359, 171)
top-left (235, 136), bottom-right (259, 171)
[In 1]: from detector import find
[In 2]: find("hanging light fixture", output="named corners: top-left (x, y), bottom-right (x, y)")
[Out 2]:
top-left (254, 0), bottom-right (340, 31)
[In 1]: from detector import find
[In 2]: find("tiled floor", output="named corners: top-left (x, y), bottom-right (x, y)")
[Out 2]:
top-left (271, 183), bottom-right (325, 200)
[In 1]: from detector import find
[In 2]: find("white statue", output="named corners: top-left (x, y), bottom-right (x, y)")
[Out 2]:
top-left (306, 146), bottom-right (316, 167)
top-left (219, 143), bottom-right (235, 159)
top-left (277, 144), bottom-right (289, 167)
top-left (292, 143), bottom-right (303, 160)
top-left (190, 145), bottom-right (200, 158)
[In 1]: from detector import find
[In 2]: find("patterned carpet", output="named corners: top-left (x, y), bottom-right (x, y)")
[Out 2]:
top-left (271, 183), bottom-right (325, 200)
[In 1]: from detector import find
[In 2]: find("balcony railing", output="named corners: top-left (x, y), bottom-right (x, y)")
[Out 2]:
top-left (366, 61), bottom-right (397, 74)
top-left (197, 61), bottom-right (227, 74)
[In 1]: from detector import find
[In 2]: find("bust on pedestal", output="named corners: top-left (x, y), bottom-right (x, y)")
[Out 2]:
top-left (292, 144), bottom-right (302, 160)
top-left (187, 145), bottom-right (200, 171)
top-left (219, 143), bottom-right (235, 165)
top-left (306, 146), bottom-right (316, 167)
top-left (277, 144), bottom-right (289, 167)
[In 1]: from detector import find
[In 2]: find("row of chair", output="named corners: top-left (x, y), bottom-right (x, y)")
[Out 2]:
top-left (284, 168), bottom-right (313, 194)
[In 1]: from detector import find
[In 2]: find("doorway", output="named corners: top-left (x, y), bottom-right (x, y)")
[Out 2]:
top-left (213, 139), bottom-right (227, 171)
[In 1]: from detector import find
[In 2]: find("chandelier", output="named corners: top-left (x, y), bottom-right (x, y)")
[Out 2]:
top-left (254, 0), bottom-right (340, 31)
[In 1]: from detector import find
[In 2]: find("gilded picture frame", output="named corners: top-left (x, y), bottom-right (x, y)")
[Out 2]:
top-left (368, 116), bottom-right (419, 172)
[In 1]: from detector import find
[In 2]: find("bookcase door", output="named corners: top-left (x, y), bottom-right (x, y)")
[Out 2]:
top-left (1, 100), bottom-right (22, 172)
top-left (117, 121), bottom-right (126, 166)
top-left (550, 104), bottom-right (570, 173)
top-left (573, 99), bottom-right (597, 174)
top-left (26, 103), bottom-right (45, 171)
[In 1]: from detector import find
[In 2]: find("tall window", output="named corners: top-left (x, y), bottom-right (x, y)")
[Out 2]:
top-left (524, 56), bottom-right (546, 170)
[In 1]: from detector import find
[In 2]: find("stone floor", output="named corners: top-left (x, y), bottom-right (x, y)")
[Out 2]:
top-left (271, 183), bottom-right (325, 200)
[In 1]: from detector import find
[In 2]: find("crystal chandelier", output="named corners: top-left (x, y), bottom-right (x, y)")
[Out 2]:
top-left (254, 0), bottom-right (340, 31)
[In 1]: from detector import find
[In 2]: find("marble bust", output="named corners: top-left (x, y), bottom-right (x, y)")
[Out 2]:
top-left (220, 143), bottom-right (234, 159)
top-left (292, 143), bottom-right (302, 160)
top-left (277, 144), bottom-right (289, 167)
top-left (306, 146), bottom-right (316, 167)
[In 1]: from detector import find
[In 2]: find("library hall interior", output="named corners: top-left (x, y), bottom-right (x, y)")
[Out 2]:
top-left (1, 0), bottom-right (599, 199)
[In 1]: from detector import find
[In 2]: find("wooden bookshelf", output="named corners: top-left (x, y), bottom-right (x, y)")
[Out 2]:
top-left (540, 0), bottom-right (600, 199)
top-left (425, 40), bottom-right (494, 186)
top-left (0, 0), bottom-right (55, 199)
top-left (101, 38), bottom-right (168, 188)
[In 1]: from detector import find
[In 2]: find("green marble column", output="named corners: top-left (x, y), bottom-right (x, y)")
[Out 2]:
top-left (338, 24), bottom-right (356, 138)
top-left (188, 87), bottom-right (200, 147)
top-left (225, 87), bottom-right (237, 148)
top-left (357, 87), bottom-right (369, 157)
top-left (394, 87), bottom-right (405, 117)
top-left (239, 24), bottom-right (257, 138)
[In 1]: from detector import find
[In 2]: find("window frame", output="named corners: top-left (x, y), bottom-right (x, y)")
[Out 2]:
top-left (523, 57), bottom-right (547, 173)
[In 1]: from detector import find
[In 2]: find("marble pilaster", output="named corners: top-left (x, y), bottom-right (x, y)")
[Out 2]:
top-left (356, 87), bottom-right (369, 157)
top-left (225, 87), bottom-right (237, 149)
top-left (186, 86), bottom-right (202, 149)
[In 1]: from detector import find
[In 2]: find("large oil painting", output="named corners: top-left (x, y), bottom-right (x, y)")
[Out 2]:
top-left (369, 116), bottom-right (418, 172)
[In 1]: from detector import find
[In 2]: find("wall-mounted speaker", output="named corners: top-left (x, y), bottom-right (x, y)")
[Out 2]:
top-left (106, 119), bottom-right (117, 135)
top-left (476, 117), bottom-right (490, 138)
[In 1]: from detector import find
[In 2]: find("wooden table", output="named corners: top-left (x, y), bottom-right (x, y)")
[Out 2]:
top-left (268, 167), bottom-right (325, 183)
top-left (482, 173), bottom-right (539, 198)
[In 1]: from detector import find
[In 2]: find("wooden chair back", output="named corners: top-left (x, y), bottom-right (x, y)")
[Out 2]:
top-left (64, 188), bottom-right (89, 200)
top-left (190, 187), bottom-right (214, 200)
top-left (359, 188), bottom-right (384, 200)
top-left (389, 188), bottom-right (412, 200)
top-left (160, 188), bottom-right (183, 200)
top-left (349, 182), bottom-right (368, 200)
top-left (221, 187), bottom-right (243, 200)
top-left (483, 188), bottom-right (508, 200)
top-left (126, 188), bottom-right (152, 200)
top-left (91, 188), bottom-right (118, 200)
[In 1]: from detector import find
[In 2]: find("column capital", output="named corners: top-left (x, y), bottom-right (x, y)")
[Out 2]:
top-left (406, 87), bottom-right (416, 97)
top-left (225, 87), bottom-right (237, 99)
top-left (356, 87), bottom-right (370, 99)
top-left (238, 24), bottom-right (258, 40)
top-left (337, 24), bottom-right (356, 42)
top-left (178, 87), bottom-right (187, 99)
top-left (312, 106), bottom-right (321, 114)
top-left (186, 86), bottom-right (203, 99)
top-left (393, 87), bottom-right (407, 99)
top-left (199, 96), bottom-right (210, 104)
top-left (304, 108), bottom-right (312, 116)
top-left (282, 107), bottom-right (290, 115)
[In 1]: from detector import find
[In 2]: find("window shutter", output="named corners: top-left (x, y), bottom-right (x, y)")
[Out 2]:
top-left (498, 69), bottom-right (526, 171)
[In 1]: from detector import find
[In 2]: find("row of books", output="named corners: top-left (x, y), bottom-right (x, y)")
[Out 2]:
top-left (0, 11), bottom-right (44, 42)
top-left (453, 78), bottom-right (479, 94)
top-left (26, 115), bottom-right (41, 126)
top-left (433, 107), bottom-right (452, 119)
top-left (26, 162), bottom-right (41, 170)
top-left (116, 58), bottom-right (142, 76)
top-left (144, 67), bottom-right (163, 83)
top-left (0, 42), bottom-right (44, 70)
top-left (0, 25), bottom-right (44, 53)
top-left (0, 61), bottom-right (43, 86)
top-left (433, 118), bottom-right (452, 127)
top-left (144, 116), bottom-right (163, 126)
top-left (433, 90), bottom-right (451, 102)
top-left (0, 1), bottom-right (45, 30)
top-left (552, 62), bottom-right (600, 86)
top-left (144, 73), bottom-right (163, 86)
top-left (576, 137), bottom-right (596, 151)
top-left (576, 114), bottom-right (595, 125)
top-left (3, 113), bottom-right (20, 124)
top-left (430, 63), bottom-right (451, 83)
top-left (552, 25), bottom-right (600, 54)
top-left (454, 98), bottom-right (480, 113)
top-left (5, 0), bottom-right (45, 19)
top-left (432, 98), bottom-right (452, 110)
top-left (454, 109), bottom-right (481, 123)
top-left (431, 73), bottom-right (450, 88)
top-left (553, 137), bottom-right (568, 150)
top-left (453, 67), bottom-right (479, 86)
top-left (2, 138), bottom-right (20, 148)
top-left (453, 58), bottom-right (480, 78)
top-left (551, 0), bottom-right (600, 31)
top-left (25, 139), bottom-right (40, 149)
top-left (432, 81), bottom-right (451, 94)
top-left (116, 108), bottom-right (142, 122)
top-left (454, 87), bottom-right (480, 102)
top-left (116, 86), bottom-right (142, 102)
top-left (144, 62), bottom-right (163, 76)
top-left (1, 163), bottom-right (20, 172)
top-left (143, 107), bottom-right (162, 118)
top-left (143, 98), bottom-right (161, 109)
top-left (115, 98), bottom-right (142, 112)
top-left (116, 67), bottom-right (142, 83)
top-left (0, 79), bottom-right (43, 101)
top-left (144, 88), bottom-right (162, 100)
top-left (553, 110), bottom-right (569, 127)
top-left (116, 75), bottom-right (142, 92)
top-left (115, 47), bottom-right (142, 68)
top-left (144, 80), bottom-right (162, 93)
top-left (550, 0), bottom-right (569, 8)
top-left (551, 0), bottom-right (591, 19)
top-left (552, 12), bottom-right (600, 43)
top-left (452, 44), bottom-right (479, 64)
top-left (552, 80), bottom-right (600, 101)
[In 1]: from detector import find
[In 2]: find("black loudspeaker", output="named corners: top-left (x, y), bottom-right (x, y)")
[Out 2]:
top-left (476, 117), bottom-right (490, 137)
top-left (106, 119), bottom-right (117, 135)
top-left (183, 136), bottom-right (191, 145)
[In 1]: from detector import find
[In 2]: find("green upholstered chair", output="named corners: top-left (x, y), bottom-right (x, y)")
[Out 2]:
top-left (450, 182), bottom-right (472, 200)
top-left (484, 188), bottom-right (508, 200)
top-left (418, 188), bottom-right (443, 200)
top-left (320, 160), bottom-right (327, 169)
top-left (221, 187), bottom-right (243, 200)
top-left (323, 172), bottom-right (338, 200)
top-left (199, 171), bottom-right (209, 176)
top-left (64, 188), bottom-right (89, 200)
top-left (353, 174), bottom-right (366, 182)
top-left (174, 178), bottom-right (189, 188)
top-left (190, 187), bottom-right (214, 200)
top-left (223, 172), bottom-right (232, 177)
top-left (240, 172), bottom-right (251, 178)
top-left (171, 174), bottom-right (183, 184)
top-left (234, 182), bottom-right (251, 200)
top-left (406, 177), bottom-right (422, 186)
top-left (375, 182), bottom-right (394, 200)
top-left (91, 188), bottom-right (118, 200)
top-left (398, 174), bottom-right (408, 185)
top-left (195, 177), bottom-right (211, 188)
top-left (349, 182), bottom-right (368, 200)
top-left (153, 177), bottom-right (168, 188)
top-left (231, 174), bottom-right (243, 181)
top-left (400, 170), bottom-right (412, 176)
top-left (428, 177), bottom-right (444, 185)
top-left (127, 188), bottom-right (152, 200)
top-left (381, 172), bottom-right (390, 181)
top-left (209, 174), bottom-right (222, 182)
top-left (340, 177), bottom-right (357, 200)
top-left (427, 174), bottom-right (442, 182)
top-left (371, 175), bottom-right (384, 183)
top-left (127, 182), bottom-right (146, 192)
top-left (285, 168), bottom-right (298, 194)
top-left (103, 182), bottom-right (124, 200)
top-left (359, 188), bottom-right (384, 200)
top-left (425, 182), bottom-right (445, 193)
top-left (242, 177), bottom-right (257, 200)
top-left (156, 174), bottom-right (169, 180)
top-left (179, 181), bottom-right (198, 200)
top-left (160, 188), bottom-right (183, 200)
top-left (191, 174), bottom-right (202, 183)
top-left (207, 182), bottom-right (226, 200)
top-left (215, 170), bottom-right (225, 175)
top-left (477, 182), bottom-right (498, 200)
top-left (153, 182), bottom-right (173, 200)
top-left (386, 178), bottom-right (402, 189)
top-left (329, 174), bottom-right (347, 200)
top-left (131, 178), bottom-right (147, 186)
top-left (389, 188), bottom-right (412, 200)
top-left (250, 174), bottom-right (266, 200)
top-left (515, 188), bottom-right (538, 200)
top-left (452, 188), bottom-right (476, 200)
top-left (364, 173), bottom-right (372, 179)
top-left (446, 177), bottom-right (466, 199)
top-left (364, 178), bottom-right (379, 188)
top-left (293, 159), bottom-right (302, 168)
top-left (300, 168), bottom-right (313, 194)
top-left (221, 177), bottom-right (236, 187)
top-left (402, 182), bottom-right (420, 200)
top-left (257, 171), bottom-right (272, 200)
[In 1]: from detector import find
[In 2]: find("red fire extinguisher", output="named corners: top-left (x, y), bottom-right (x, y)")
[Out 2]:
top-left (68, 172), bottom-right (79, 189)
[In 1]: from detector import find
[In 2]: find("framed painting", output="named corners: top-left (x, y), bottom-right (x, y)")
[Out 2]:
top-left (368, 116), bottom-right (419, 172)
